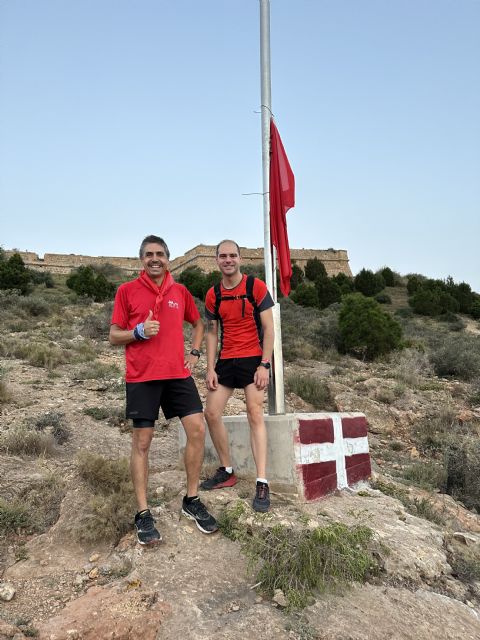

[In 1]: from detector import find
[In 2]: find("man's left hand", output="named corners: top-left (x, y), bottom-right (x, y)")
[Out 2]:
top-left (185, 353), bottom-right (199, 372)
top-left (254, 365), bottom-right (270, 390)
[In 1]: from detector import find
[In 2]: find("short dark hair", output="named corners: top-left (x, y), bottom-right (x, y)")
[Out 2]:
top-left (216, 239), bottom-right (241, 256)
top-left (139, 235), bottom-right (170, 259)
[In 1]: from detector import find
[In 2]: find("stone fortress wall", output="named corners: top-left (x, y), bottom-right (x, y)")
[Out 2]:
top-left (5, 245), bottom-right (352, 278)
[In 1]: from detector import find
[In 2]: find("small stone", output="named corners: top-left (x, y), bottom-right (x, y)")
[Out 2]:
top-left (89, 552), bottom-right (100, 563)
top-left (255, 596), bottom-right (263, 604)
top-left (466, 600), bottom-right (475, 608)
top-left (453, 532), bottom-right (478, 546)
top-left (272, 588), bottom-right (288, 608)
top-left (0, 582), bottom-right (16, 601)
top-left (40, 559), bottom-right (48, 566)
top-left (88, 567), bottom-right (99, 579)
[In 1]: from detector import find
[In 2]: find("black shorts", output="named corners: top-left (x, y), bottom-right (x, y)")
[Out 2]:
top-left (126, 377), bottom-right (203, 426)
top-left (215, 356), bottom-right (262, 389)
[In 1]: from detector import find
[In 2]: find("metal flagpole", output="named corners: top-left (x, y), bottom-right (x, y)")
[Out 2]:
top-left (260, 0), bottom-right (285, 414)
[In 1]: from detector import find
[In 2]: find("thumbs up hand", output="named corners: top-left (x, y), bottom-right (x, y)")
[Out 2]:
top-left (144, 310), bottom-right (160, 337)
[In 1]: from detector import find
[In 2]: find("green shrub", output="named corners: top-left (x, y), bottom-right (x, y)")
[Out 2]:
top-left (0, 253), bottom-right (32, 295)
top-left (337, 294), bottom-right (402, 361)
top-left (280, 298), bottom-right (323, 361)
top-left (35, 412), bottom-right (71, 445)
top-left (292, 283), bottom-right (319, 308)
top-left (219, 503), bottom-right (377, 609)
top-left (66, 265), bottom-right (115, 302)
top-left (304, 257), bottom-right (327, 282)
top-left (315, 276), bottom-right (341, 309)
top-left (314, 304), bottom-right (340, 351)
top-left (0, 499), bottom-right (32, 534)
top-left (354, 269), bottom-right (385, 297)
top-left (429, 335), bottom-right (480, 381)
top-left (178, 266), bottom-right (207, 298)
top-left (81, 302), bottom-right (113, 339)
top-left (332, 272), bottom-right (354, 295)
top-left (406, 275), bottom-right (425, 295)
top-left (18, 473), bottom-right (65, 531)
top-left (290, 263), bottom-right (304, 290)
top-left (375, 293), bottom-right (391, 304)
top-left (470, 297), bottom-right (480, 320)
top-left (378, 267), bottom-right (395, 287)
top-left (285, 374), bottom-right (335, 410)
top-left (444, 437), bottom-right (480, 512)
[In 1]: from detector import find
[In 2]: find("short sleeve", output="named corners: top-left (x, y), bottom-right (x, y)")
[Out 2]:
top-left (183, 287), bottom-right (201, 324)
top-left (111, 285), bottom-right (129, 328)
top-left (253, 279), bottom-right (274, 313)
top-left (205, 287), bottom-right (218, 320)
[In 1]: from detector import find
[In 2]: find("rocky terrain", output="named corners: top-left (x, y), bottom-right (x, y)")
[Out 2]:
top-left (1, 295), bottom-right (480, 639)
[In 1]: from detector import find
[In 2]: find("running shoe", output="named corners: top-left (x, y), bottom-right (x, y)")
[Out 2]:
top-left (134, 509), bottom-right (162, 545)
top-left (200, 467), bottom-right (238, 490)
top-left (181, 497), bottom-right (218, 534)
top-left (252, 481), bottom-right (270, 513)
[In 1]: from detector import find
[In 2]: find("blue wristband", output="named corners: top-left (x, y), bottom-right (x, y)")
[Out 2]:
top-left (133, 323), bottom-right (149, 341)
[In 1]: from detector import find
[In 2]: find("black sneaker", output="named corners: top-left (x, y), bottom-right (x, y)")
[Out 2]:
top-left (134, 509), bottom-right (162, 545)
top-left (200, 467), bottom-right (238, 490)
top-left (252, 482), bottom-right (270, 513)
top-left (181, 497), bottom-right (218, 534)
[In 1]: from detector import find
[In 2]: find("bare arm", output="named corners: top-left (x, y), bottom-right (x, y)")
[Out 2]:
top-left (253, 307), bottom-right (274, 390)
top-left (260, 307), bottom-right (274, 362)
top-left (184, 317), bottom-right (205, 372)
top-left (109, 311), bottom-right (160, 346)
top-left (109, 323), bottom-right (135, 346)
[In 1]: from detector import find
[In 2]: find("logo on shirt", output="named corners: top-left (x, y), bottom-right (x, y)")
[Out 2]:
top-left (168, 300), bottom-right (179, 309)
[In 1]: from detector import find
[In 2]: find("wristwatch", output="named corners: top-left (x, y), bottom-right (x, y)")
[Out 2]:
top-left (190, 349), bottom-right (201, 358)
top-left (259, 360), bottom-right (271, 370)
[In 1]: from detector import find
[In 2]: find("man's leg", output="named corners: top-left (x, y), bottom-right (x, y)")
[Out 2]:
top-left (180, 412), bottom-right (218, 534)
top-left (181, 412), bottom-right (206, 497)
top-left (131, 426), bottom-right (154, 511)
top-left (244, 383), bottom-right (268, 479)
top-left (204, 385), bottom-right (234, 467)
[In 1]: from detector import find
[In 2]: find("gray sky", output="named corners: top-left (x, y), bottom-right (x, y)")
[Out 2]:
top-left (1, 1), bottom-right (479, 291)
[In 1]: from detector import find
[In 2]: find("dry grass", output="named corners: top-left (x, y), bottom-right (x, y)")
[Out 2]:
top-left (74, 452), bottom-right (136, 543)
top-left (0, 426), bottom-right (56, 456)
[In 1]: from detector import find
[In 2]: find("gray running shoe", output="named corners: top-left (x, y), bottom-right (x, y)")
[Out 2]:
top-left (252, 482), bottom-right (270, 513)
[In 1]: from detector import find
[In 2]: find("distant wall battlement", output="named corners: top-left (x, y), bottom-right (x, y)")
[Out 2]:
top-left (5, 245), bottom-right (352, 278)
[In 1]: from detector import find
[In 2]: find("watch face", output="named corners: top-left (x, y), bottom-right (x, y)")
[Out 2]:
top-left (261, 362), bottom-right (271, 369)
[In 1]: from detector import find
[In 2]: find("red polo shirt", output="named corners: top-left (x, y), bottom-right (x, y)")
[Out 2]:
top-left (111, 272), bottom-right (200, 382)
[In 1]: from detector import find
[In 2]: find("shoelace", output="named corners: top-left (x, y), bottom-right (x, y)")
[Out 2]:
top-left (256, 484), bottom-right (268, 500)
top-left (138, 514), bottom-right (155, 531)
top-left (213, 467), bottom-right (229, 481)
top-left (189, 499), bottom-right (209, 519)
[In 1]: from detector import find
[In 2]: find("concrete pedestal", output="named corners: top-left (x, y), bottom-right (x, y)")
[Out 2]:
top-left (178, 412), bottom-right (371, 501)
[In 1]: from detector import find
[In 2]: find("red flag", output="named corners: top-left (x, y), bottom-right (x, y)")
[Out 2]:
top-left (269, 118), bottom-right (295, 296)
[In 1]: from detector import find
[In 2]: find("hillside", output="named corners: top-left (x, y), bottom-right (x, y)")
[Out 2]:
top-left (0, 278), bottom-right (480, 639)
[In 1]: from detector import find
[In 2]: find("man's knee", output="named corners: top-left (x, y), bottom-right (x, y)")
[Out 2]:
top-left (247, 404), bottom-right (264, 427)
top-left (184, 416), bottom-right (206, 442)
top-left (132, 429), bottom-right (153, 455)
top-left (204, 405), bottom-right (221, 425)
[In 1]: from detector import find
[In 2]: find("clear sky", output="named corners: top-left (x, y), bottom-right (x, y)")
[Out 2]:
top-left (1, 0), bottom-right (479, 291)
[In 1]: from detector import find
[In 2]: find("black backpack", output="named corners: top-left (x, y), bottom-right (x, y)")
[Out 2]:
top-left (213, 274), bottom-right (257, 319)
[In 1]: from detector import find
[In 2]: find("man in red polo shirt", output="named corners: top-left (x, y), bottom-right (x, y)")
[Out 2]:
top-left (201, 240), bottom-right (274, 512)
top-left (110, 235), bottom-right (217, 544)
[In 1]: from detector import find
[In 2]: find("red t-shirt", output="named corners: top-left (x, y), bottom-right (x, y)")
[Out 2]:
top-left (111, 272), bottom-right (200, 382)
top-left (205, 275), bottom-right (274, 359)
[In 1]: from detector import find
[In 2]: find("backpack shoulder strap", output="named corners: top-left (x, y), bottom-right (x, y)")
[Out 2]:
top-left (246, 275), bottom-right (257, 308)
top-left (214, 283), bottom-right (222, 318)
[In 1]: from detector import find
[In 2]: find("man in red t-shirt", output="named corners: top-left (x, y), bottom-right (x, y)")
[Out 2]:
top-left (110, 235), bottom-right (217, 544)
top-left (202, 240), bottom-right (274, 512)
